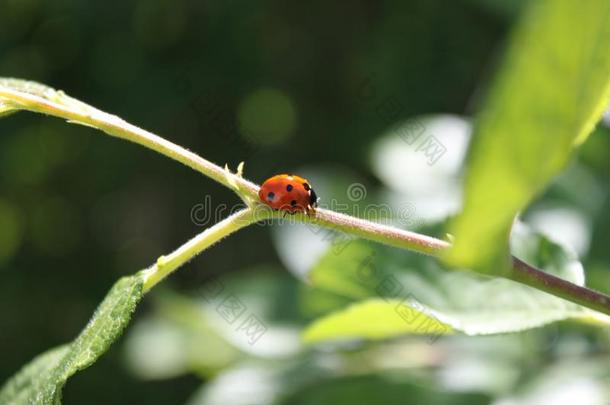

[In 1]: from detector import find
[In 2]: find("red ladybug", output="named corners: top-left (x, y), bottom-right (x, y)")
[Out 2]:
top-left (258, 174), bottom-right (318, 215)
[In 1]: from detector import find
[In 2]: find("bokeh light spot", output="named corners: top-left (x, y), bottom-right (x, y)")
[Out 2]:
top-left (238, 88), bottom-right (297, 145)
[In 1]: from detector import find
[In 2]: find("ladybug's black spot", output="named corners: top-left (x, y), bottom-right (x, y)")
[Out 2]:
top-left (303, 183), bottom-right (310, 191)
top-left (290, 200), bottom-right (297, 207)
top-left (286, 184), bottom-right (293, 192)
top-left (267, 192), bottom-right (275, 201)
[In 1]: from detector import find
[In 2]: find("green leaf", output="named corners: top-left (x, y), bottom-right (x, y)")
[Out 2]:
top-left (0, 346), bottom-right (70, 404)
top-left (303, 299), bottom-right (453, 343)
top-left (446, 1), bottom-right (610, 272)
top-left (302, 230), bottom-right (610, 342)
top-left (309, 242), bottom-right (379, 301)
top-left (0, 273), bottom-right (145, 405)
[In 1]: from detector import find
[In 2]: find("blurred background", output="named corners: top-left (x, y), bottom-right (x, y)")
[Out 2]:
top-left (2, 0), bottom-right (610, 404)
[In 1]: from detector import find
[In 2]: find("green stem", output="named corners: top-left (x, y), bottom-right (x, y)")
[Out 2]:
top-left (308, 208), bottom-right (450, 255)
top-left (298, 210), bottom-right (610, 316)
top-left (509, 257), bottom-right (610, 316)
top-left (142, 208), bottom-right (266, 292)
top-left (0, 86), bottom-right (259, 203)
top-left (2, 80), bottom-right (610, 317)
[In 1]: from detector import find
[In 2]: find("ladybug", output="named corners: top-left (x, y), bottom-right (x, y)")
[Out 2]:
top-left (258, 174), bottom-right (318, 215)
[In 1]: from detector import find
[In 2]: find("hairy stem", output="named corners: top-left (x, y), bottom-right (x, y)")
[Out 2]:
top-left (2, 81), bottom-right (610, 316)
top-left (142, 208), bottom-right (266, 292)
top-left (310, 208), bottom-right (450, 255)
top-left (298, 209), bottom-right (610, 316)
top-left (0, 86), bottom-right (259, 203)
top-left (509, 257), bottom-right (610, 316)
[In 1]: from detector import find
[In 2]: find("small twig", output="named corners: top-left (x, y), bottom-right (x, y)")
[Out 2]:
top-left (142, 208), bottom-right (264, 292)
top-left (0, 86), bottom-right (260, 204)
top-left (302, 209), bottom-right (610, 316)
top-left (509, 257), bottom-right (610, 315)
top-left (2, 81), bottom-right (610, 316)
top-left (311, 208), bottom-right (450, 255)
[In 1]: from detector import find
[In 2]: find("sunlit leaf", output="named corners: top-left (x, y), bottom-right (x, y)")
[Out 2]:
top-left (0, 273), bottom-right (145, 405)
top-left (303, 228), bottom-right (610, 342)
top-left (446, 1), bottom-right (610, 273)
top-left (303, 299), bottom-right (453, 343)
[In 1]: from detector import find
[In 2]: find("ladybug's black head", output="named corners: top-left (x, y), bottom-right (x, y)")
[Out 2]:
top-left (309, 188), bottom-right (319, 207)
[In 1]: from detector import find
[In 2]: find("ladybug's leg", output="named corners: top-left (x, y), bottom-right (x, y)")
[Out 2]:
top-left (283, 210), bottom-right (299, 218)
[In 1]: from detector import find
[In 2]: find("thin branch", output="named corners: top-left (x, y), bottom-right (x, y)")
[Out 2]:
top-left (311, 208), bottom-right (450, 255)
top-left (509, 257), bottom-right (610, 315)
top-left (301, 209), bottom-right (610, 316)
top-left (142, 208), bottom-right (264, 292)
top-left (2, 81), bottom-right (610, 316)
top-left (0, 86), bottom-right (259, 203)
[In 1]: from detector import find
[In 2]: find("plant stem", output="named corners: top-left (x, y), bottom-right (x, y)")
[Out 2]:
top-left (0, 86), bottom-right (259, 203)
top-left (3, 81), bottom-right (610, 316)
top-left (302, 209), bottom-right (610, 316)
top-left (309, 208), bottom-right (450, 255)
top-left (142, 208), bottom-right (265, 292)
top-left (509, 257), bottom-right (610, 316)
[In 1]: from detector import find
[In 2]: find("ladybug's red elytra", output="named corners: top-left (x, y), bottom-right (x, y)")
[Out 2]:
top-left (258, 174), bottom-right (318, 215)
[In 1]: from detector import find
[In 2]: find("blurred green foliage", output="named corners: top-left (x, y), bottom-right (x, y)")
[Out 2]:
top-left (447, 1), bottom-right (610, 273)
top-left (3, 0), bottom-right (610, 404)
